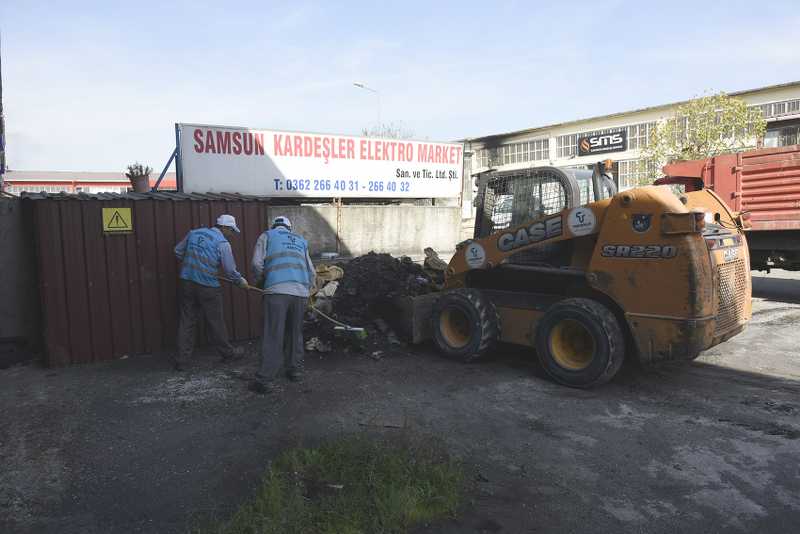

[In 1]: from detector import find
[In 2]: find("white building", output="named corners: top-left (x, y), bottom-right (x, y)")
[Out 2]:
top-left (1, 170), bottom-right (177, 195)
top-left (464, 80), bottom-right (800, 191)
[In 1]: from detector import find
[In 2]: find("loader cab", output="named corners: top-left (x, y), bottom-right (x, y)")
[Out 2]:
top-left (474, 165), bottom-right (616, 240)
top-left (474, 165), bottom-right (616, 268)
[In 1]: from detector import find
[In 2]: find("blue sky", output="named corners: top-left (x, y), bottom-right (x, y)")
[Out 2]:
top-left (1, 0), bottom-right (798, 171)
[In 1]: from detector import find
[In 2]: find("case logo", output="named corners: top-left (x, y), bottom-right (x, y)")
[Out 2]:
top-left (497, 215), bottom-right (563, 252)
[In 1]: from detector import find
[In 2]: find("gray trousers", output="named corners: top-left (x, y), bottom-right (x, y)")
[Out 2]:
top-left (256, 294), bottom-right (307, 383)
top-left (176, 280), bottom-right (234, 363)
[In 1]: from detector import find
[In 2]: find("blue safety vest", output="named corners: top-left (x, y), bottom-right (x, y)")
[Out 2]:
top-left (179, 227), bottom-right (228, 287)
top-left (262, 228), bottom-right (311, 289)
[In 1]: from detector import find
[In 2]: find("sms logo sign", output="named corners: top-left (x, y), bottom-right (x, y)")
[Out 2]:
top-left (577, 130), bottom-right (627, 156)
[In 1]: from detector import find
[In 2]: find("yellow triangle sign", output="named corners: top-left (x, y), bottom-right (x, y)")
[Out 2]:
top-left (108, 211), bottom-right (127, 228)
top-left (103, 207), bottom-right (133, 234)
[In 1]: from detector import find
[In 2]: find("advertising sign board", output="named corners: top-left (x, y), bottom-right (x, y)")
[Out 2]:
top-left (577, 130), bottom-right (627, 156)
top-left (177, 123), bottom-right (463, 198)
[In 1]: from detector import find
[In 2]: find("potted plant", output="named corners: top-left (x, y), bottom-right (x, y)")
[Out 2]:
top-left (125, 162), bottom-right (152, 193)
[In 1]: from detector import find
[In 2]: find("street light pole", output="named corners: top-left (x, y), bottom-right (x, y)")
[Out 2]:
top-left (353, 82), bottom-right (381, 130)
top-left (0, 31), bottom-right (6, 179)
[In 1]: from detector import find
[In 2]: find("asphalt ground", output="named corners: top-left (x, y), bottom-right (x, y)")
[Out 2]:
top-left (1, 270), bottom-right (799, 533)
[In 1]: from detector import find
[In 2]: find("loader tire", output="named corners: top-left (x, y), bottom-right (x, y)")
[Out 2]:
top-left (432, 289), bottom-right (499, 362)
top-left (535, 298), bottom-right (624, 388)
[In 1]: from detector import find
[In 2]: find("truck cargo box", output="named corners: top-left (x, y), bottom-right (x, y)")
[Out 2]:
top-left (661, 145), bottom-right (800, 271)
top-left (663, 145), bottom-right (800, 231)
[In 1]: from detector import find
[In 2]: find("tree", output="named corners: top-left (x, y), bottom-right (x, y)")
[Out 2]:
top-left (642, 92), bottom-right (766, 183)
top-left (361, 121), bottom-right (415, 139)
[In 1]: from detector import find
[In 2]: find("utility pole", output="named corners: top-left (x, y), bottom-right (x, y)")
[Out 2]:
top-left (0, 31), bottom-right (6, 182)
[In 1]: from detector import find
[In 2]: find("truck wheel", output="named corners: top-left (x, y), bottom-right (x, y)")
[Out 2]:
top-left (432, 289), bottom-right (499, 362)
top-left (535, 298), bottom-right (624, 388)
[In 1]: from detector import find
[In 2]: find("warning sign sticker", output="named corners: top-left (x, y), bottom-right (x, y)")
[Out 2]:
top-left (102, 207), bottom-right (133, 234)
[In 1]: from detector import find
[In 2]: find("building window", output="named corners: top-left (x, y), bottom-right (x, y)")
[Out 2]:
top-left (764, 125), bottom-right (800, 148)
top-left (627, 122), bottom-right (655, 150)
top-left (496, 139), bottom-right (550, 166)
top-left (2, 185), bottom-right (23, 195)
top-left (529, 139), bottom-right (549, 161)
top-left (557, 133), bottom-right (578, 158)
top-left (473, 149), bottom-right (490, 169)
top-left (617, 159), bottom-right (657, 189)
top-left (759, 99), bottom-right (800, 119)
top-left (20, 185), bottom-right (71, 194)
top-left (777, 125), bottom-right (799, 146)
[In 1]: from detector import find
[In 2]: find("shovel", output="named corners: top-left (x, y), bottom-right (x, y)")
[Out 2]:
top-left (218, 276), bottom-right (367, 341)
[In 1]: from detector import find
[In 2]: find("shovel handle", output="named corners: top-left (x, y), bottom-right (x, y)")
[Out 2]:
top-left (216, 276), bottom-right (267, 294)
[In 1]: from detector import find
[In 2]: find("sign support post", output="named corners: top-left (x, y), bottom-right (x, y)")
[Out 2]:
top-left (174, 123), bottom-right (184, 192)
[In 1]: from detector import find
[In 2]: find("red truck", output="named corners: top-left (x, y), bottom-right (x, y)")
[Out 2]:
top-left (657, 145), bottom-right (800, 271)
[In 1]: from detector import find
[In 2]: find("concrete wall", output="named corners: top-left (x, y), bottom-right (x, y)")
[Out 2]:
top-left (267, 204), bottom-right (462, 258)
top-left (265, 205), bottom-right (340, 255)
top-left (336, 205), bottom-right (461, 258)
top-left (0, 199), bottom-right (40, 343)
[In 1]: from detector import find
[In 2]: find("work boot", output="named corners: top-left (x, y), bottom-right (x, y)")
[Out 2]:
top-left (286, 369), bottom-right (304, 383)
top-left (248, 380), bottom-right (282, 395)
top-left (220, 346), bottom-right (246, 363)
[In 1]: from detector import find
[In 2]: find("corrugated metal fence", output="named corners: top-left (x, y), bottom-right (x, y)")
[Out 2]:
top-left (28, 193), bottom-right (277, 366)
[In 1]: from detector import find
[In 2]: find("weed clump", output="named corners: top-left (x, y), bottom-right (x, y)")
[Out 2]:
top-left (198, 435), bottom-right (464, 534)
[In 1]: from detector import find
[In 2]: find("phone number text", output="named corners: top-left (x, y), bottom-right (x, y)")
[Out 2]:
top-left (273, 179), bottom-right (412, 193)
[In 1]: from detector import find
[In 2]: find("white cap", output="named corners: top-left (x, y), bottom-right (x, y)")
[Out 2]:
top-left (272, 216), bottom-right (292, 230)
top-left (216, 214), bottom-right (240, 233)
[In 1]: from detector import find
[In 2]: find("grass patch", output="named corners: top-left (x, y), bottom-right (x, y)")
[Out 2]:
top-left (197, 434), bottom-right (464, 534)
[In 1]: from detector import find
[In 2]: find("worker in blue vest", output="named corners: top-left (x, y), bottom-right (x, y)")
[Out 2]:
top-left (249, 215), bottom-right (316, 394)
top-left (174, 214), bottom-right (248, 371)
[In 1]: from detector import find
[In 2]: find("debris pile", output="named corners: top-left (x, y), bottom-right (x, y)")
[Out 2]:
top-left (423, 247), bottom-right (448, 286)
top-left (305, 337), bottom-right (332, 353)
top-left (305, 251), bottom-right (446, 354)
top-left (332, 252), bottom-right (435, 326)
top-left (312, 264), bottom-right (344, 316)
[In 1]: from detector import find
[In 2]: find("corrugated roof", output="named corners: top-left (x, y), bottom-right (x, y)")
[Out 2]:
top-left (19, 191), bottom-right (282, 202)
top-left (4, 170), bottom-right (177, 185)
top-left (463, 79), bottom-right (800, 143)
top-left (18, 191), bottom-right (426, 205)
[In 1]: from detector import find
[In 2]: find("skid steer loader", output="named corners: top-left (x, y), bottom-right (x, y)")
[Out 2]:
top-left (414, 163), bottom-right (751, 388)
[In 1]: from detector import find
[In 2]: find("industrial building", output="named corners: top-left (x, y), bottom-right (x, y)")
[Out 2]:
top-left (463, 81), bottom-right (800, 190)
top-left (1, 170), bottom-right (176, 195)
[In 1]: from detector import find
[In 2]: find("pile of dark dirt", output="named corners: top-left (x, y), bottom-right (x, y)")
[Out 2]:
top-left (332, 252), bottom-right (434, 326)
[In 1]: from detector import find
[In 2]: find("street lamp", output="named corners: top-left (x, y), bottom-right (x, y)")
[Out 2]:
top-left (353, 82), bottom-right (381, 128)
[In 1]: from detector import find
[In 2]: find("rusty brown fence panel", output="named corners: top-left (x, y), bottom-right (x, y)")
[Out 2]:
top-left (28, 195), bottom-right (275, 366)
top-left (81, 201), bottom-right (114, 363)
top-left (60, 201), bottom-right (93, 364)
top-left (35, 201), bottom-right (71, 366)
top-left (103, 199), bottom-right (134, 359)
top-left (242, 202), bottom-right (265, 338)
top-left (135, 200), bottom-right (163, 354)
top-left (155, 200), bottom-right (179, 349)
